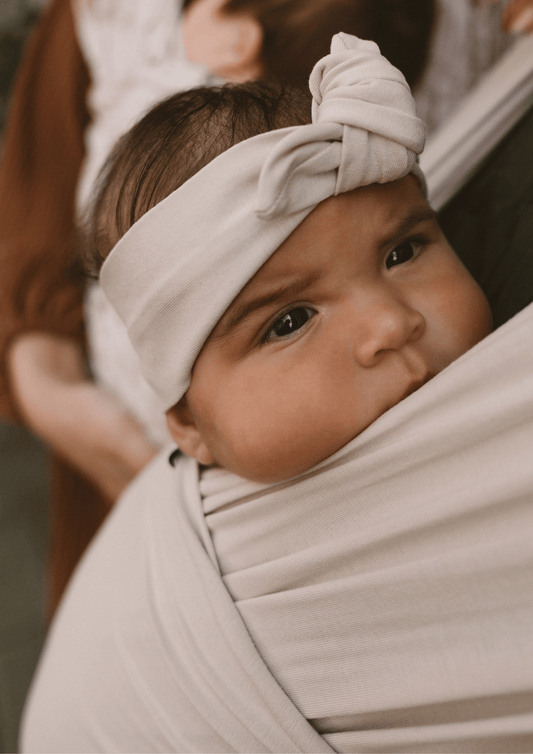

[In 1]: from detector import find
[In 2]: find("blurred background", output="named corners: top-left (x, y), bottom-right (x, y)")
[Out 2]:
top-left (0, 3), bottom-right (49, 752)
top-left (0, 0), bottom-right (530, 750)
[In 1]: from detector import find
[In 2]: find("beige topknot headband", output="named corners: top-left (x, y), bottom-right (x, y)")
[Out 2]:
top-left (101, 33), bottom-right (426, 410)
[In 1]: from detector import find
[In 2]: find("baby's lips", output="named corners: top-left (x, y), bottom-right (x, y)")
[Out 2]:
top-left (400, 371), bottom-right (436, 402)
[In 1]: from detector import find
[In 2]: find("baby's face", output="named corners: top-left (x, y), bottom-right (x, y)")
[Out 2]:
top-left (178, 176), bottom-right (492, 483)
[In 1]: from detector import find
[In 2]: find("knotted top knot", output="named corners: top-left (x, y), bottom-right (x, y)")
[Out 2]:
top-left (256, 33), bottom-right (425, 218)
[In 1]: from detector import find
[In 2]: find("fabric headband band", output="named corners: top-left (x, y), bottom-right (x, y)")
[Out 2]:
top-left (100, 33), bottom-right (426, 410)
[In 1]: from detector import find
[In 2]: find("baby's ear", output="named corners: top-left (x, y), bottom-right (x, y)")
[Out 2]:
top-left (224, 12), bottom-right (263, 80)
top-left (166, 398), bottom-right (216, 466)
top-left (182, 0), bottom-right (263, 82)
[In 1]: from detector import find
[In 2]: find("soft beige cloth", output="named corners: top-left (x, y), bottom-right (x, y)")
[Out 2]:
top-left (21, 302), bottom-right (533, 753)
top-left (413, 0), bottom-right (511, 138)
top-left (420, 33), bottom-right (533, 211)
top-left (100, 33), bottom-right (425, 410)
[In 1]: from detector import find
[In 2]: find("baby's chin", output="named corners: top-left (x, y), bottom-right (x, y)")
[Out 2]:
top-left (226, 426), bottom-right (371, 485)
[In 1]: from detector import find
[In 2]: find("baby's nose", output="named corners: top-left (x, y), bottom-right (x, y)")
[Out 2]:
top-left (350, 292), bottom-right (426, 368)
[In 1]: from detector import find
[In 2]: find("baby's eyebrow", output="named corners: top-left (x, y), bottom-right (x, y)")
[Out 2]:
top-left (379, 206), bottom-right (438, 250)
top-left (215, 272), bottom-right (321, 341)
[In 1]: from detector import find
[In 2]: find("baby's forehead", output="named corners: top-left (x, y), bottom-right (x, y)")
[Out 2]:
top-left (212, 176), bottom-right (434, 335)
top-left (241, 176), bottom-right (431, 279)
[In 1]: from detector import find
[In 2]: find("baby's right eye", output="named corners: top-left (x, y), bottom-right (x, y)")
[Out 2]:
top-left (263, 306), bottom-right (316, 343)
top-left (386, 240), bottom-right (417, 269)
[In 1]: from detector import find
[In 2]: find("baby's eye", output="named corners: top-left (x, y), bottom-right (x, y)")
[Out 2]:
top-left (264, 306), bottom-right (316, 342)
top-left (386, 240), bottom-right (418, 269)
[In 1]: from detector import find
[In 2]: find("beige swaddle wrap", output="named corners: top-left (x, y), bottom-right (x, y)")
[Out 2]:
top-left (205, 301), bottom-right (533, 752)
top-left (22, 302), bottom-right (533, 752)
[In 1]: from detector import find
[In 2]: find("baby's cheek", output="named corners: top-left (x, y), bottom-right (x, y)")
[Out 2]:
top-left (229, 391), bottom-right (320, 482)
top-left (426, 268), bottom-right (492, 360)
top-left (228, 369), bottom-right (354, 483)
top-left (464, 282), bottom-right (493, 346)
top-left (451, 279), bottom-right (492, 352)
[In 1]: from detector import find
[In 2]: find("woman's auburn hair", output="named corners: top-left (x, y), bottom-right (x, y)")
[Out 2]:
top-left (183, 0), bottom-right (436, 87)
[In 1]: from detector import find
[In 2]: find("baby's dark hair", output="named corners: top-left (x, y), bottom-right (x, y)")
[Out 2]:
top-left (83, 80), bottom-right (311, 276)
top-left (183, 0), bottom-right (435, 86)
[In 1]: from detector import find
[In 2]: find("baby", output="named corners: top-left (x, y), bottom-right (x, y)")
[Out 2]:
top-left (22, 35), bottom-right (533, 753)
top-left (85, 42), bottom-right (491, 485)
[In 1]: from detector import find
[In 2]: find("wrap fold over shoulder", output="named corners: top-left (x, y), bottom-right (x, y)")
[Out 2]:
top-left (21, 303), bottom-right (533, 752)
top-left (100, 33), bottom-right (425, 410)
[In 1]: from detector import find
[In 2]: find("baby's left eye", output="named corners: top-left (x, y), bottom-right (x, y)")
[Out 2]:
top-left (264, 306), bottom-right (316, 342)
top-left (386, 240), bottom-right (418, 269)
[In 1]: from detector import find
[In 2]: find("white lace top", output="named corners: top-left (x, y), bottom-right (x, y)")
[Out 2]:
top-left (75, 0), bottom-right (213, 445)
top-left (75, 0), bottom-right (214, 209)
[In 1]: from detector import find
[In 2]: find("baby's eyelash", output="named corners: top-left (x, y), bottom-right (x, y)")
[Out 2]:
top-left (408, 233), bottom-right (432, 247)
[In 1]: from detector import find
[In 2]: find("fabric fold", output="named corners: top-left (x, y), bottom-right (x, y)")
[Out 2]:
top-left (21, 304), bottom-right (533, 753)
top-left (203, 302), bottom-right (533, 751)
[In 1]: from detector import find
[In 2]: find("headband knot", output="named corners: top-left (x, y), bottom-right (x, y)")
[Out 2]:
top-left (256, 33), bottom-right (425, 218)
